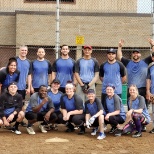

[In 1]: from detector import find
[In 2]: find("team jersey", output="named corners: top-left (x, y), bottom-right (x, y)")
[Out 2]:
top-left (75, 57), bottom-right (99, 83)
top-left (147, 64), bottom-right (154, 93)
top-left (99, 60), bottom-right (126, 94)
top-left (16, 57), bottom-right (32, 90)
top-left (32, 59), bottom-right (52, 88)
top-left (128, 95), bottom-right (151, 122)
top-left (52, 58), bottom-right (75, 88)
top-left (103, 94), bottom-right (126, 120)
top-left (0, 68), bottom-right (20, 90)
top-left (48, 90), bottom-right (63, 112)
top-left (121, 56), bottom-right (152, 88)
top-left (0, 91), bottom-right (23, 117)
top-left (60, 93), bottom-right (84, 112)
top-left (26, 92), bottom-right (54, 112)
top-left (85, 97), bottom-right (103, 116)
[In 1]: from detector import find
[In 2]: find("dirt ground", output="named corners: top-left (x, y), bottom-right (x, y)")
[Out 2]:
top-left (0, 121), bottom-right (154, 154)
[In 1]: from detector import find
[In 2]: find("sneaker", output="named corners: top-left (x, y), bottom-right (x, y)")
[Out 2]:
top-left (97, 133), bottom-right (106, 140)
top-left (91, 127), bottom-right (98, 136)
top-left (141, 125), bottom-right (146, 132)
top-left (39, 125), bottom-right (47, 133)
top-left (114, 129), bottom-right (122, 136)
top-left (109, 126), bottom-right (117, 133)
top-left (65, 128), bottom-right (75, 132)
top-left (11, 128), bottom-right (21, 135)
top-left (149, 128), bottom-right (154, 134)
top-left (20, 121), bottom-right (27, 127)
top-left (132, 131), bottom-right (142, 138)
top-left (26, 127), bottom-right (36, 135)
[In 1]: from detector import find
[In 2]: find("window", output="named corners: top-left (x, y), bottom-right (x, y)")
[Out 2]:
top-left (25, 0), bottom-right (75, 2)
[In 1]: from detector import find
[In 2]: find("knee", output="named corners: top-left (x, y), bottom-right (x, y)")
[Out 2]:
top-left (18, 111), bottom-right (25, 120)
top-left (0, 119), bottom-right (3, 126)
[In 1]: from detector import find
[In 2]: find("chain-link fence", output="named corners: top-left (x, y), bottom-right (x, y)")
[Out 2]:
top-left (0, 0), bottom-right (152, 66)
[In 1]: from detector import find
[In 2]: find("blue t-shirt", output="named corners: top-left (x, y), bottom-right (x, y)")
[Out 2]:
top-left (52, 58), bottom-right (75, 88)
top-left (121, 56), bottom-right (152, 88)
top-left (147, 64), bottom-right (154, 93)
top-left (85, 97), bottom-right (103, 116)
top-left (75, 58), bottom-right (99, 83)
top-left (99, 61), bottom-right (126, 94)
top-left (17, 57), bottom-right (32, 90)
top-left (48, 90), bottom-right (63, 112)
top-left (128, 95), bottom-right (151, 123)
top-left (32, 59), bottom-right (52, 88)
top-left (104, 94), bottom-right (126, 120)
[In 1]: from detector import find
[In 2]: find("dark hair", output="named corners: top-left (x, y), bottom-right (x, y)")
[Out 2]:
top-left (6, 57), bottom-right (17, 73)
top-left (38, 85), bottom-right (47, 91)
top-left (61, 44), bottom-right (69, 50)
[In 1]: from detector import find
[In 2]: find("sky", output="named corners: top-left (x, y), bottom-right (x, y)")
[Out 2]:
top-left (137, 0), bottom-right (151, 13)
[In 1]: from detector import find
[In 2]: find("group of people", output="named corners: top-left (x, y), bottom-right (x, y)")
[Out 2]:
top-left (0, 40), bottom-right (153, 140)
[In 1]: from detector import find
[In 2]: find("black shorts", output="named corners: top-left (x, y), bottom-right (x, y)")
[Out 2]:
top-left (25, 111), bottom-right (57, 122)
top-left (18, 90), bottom-right (26, 100)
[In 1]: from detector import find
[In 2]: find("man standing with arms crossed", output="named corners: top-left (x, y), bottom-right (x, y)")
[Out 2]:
top-left (75, 45), bottom-right (99, 103)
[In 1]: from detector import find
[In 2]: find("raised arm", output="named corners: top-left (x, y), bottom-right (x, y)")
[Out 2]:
top-left (117, 39), bottom-right (124, 61)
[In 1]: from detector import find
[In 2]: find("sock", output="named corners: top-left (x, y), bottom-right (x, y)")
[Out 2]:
top-left (134, 118), bottom-right (141, 132)
top-left (27, 123), bottom-right (32, 128)
top-left (14, 122), bottom-right (20, 130)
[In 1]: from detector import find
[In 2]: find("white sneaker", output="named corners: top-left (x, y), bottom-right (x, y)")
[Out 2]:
top-left (26, 127), bottom-right (36, 135)
top-left (11, 129), bottom-right (21, 135)
top-left (39, 125), bottom-right (47, 133)
top-left (97, 133), bottom-right (106, 140)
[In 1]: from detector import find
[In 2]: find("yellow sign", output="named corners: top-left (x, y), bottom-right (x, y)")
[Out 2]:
top-left (76, 36), bottom-right (84, 45)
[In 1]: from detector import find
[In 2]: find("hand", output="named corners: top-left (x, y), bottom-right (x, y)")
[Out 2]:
top-left (66, 112), bottom-right (71, 121)
top-left (30, 87), bottom-right (35, 94)
top-left (118, 39), bottom-right (124, 47)
top-left (86, 121), bottom-right (91, 129)
top-left (3, 119), bottom-right (10, 126)
top-left (81, 84), bottom-right (89, 94)
top-left (7, 114), bottom-right (14, 122)
top-left (105, 114), bottom-right (110, 121)
top-left (44, 112), bottom-right (51, 121)
top-left (88, 116), bottom-right (96, 125)
top-left (148, 38), bottom-right (154, 46)
top-left (42, 97), bottom-right (49, 105)
top-left (26, 88), bottom-right (30, 95)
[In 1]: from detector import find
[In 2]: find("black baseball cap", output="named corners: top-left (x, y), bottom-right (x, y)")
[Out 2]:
top-left (8, 81), bottom-right (18, 87)
top-left (107, 48), bottom-right (117, 54)
top-left (132, 49), bottom-right (140, 53)
top-left (52, 79), bottom-right (60, 84)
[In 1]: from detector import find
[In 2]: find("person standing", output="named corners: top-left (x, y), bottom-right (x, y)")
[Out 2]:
top-left (52, 45), bottom-right (76, 93)
top-left (99, 48), bottom-right (126, 106)
top-left (31, 48), bottom-right (52, 93)
top-left (117, 39), bottom-right (154, 108)
top-left (75, 45), bottom-right (99, 102)
top-left (0, 82), bottom-right (25, 135)
top-left (85, 89), bottom-right (106, 140)
top-left (0, 57), bottom-right (20, 94)
top-left (146, 53), bottom-right (154, 133)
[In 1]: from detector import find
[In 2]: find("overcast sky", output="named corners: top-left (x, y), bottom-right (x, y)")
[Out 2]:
top-left (137, 0), bottom-right (151, 13)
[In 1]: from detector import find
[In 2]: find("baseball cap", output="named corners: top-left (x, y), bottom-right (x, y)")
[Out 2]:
top-left (52, 79), bottom-right (60, 84)
top-left (87, 89), bottom-right (95, 94)
top-left (8, 81), bottom-right (18, 87)
top-left (107, 48), bottom-right (117, 54)
top-left (132, 49), bottom-right (140, 53)
top-left (106, 83), bottom-right (115, 89)
top-left (83, 45), bottom-right (92, 50)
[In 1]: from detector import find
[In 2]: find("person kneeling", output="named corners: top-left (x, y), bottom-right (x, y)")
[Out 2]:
top-left (85, 89), bottom-right (106, 140)
top-left (60, 82), bottom-right (85, 135)
top-left (0, 82), bottom-right (24, 135)
top-left (25, 85), bottom-right (56, 135)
